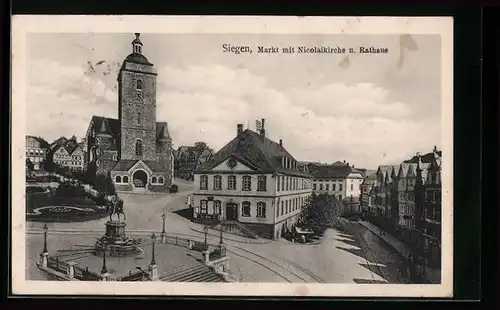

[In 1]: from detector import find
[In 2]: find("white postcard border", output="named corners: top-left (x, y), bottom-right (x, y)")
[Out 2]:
top-left (11, 15), bottom-right (454, 297)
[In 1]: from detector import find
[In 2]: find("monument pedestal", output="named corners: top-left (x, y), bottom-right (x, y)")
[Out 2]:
top-left (94, 220), bottom-right (140, 257)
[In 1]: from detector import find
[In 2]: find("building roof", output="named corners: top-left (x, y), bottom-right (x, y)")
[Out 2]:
top-left (26, 135), bottom-right (50, 148)
top-left (309, 165), bottom-right (356, 179)
top-left (90, 116), bottom-right (171, 147)
top-left (111, 159), bottom-right (168, 173)
top-left (195, 129), bottom-right (312, 177)
top-left (404, 151), bottom-right (442, 164)
top-left (91, 116), bottom-right (121, 138)
top-left (156, 122), bottom-right (171, 141)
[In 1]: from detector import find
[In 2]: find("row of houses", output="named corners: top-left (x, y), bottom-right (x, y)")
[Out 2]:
top-left (26, 135), bottom-right (86, 171)
top-left (360, 147), bottom-right (442, 267)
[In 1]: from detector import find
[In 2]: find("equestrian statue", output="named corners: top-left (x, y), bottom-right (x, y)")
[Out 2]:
top-left (107, 196), bottom-right (126, 221)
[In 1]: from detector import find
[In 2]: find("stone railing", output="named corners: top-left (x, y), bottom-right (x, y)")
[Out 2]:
top-left (201, 245), bottom-right (235, 283)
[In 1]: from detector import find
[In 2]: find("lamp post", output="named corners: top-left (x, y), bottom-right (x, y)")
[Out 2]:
top-left (150, 233), bottom-right (157, 266)
top-left (42, 224), bottom-right (48, 253)
top-left (100, 241), bottom-right (108, 275)
top-left (204, 225), bottom-right (209, 246)
top-left (161, 213), bottom-right (167, 243)
top-left (219, 216), bottom-right (224, 245)
top-left (161, 213), bottom-right (166, 234)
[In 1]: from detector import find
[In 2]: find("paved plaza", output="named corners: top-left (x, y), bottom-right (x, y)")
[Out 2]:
top-left (27, 179), bottom-right (407, 284)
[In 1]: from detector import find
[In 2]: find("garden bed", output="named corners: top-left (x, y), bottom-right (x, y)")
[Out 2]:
top-left (26, 204), bottom-right (108, 223)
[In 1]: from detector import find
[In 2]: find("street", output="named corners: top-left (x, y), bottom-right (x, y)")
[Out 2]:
top-left (337, 219), bottom-right (410, 284)
top-left (26, 179), bottom-right (408, 283)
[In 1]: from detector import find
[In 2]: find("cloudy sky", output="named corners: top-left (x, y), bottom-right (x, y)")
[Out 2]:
top-left (27, 33), bottom-right (441, 169)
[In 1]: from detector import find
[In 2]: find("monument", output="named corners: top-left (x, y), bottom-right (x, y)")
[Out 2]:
top-left (94, 197), bottom-right (141, 257)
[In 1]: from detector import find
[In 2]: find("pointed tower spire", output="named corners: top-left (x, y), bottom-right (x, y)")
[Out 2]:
top-left (97, 118), bottom-right (111, 136)
top-left (132, 33), bottom-right (143, 54)
top-left (158, 124), bottom-right (171, 141)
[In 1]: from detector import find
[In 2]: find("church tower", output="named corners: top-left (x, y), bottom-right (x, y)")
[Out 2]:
top-left (118, 33), bottom-right (158, 161)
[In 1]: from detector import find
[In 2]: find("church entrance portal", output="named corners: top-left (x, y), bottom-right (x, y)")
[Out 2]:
top-left (132, 170), bottom-right (148, 188)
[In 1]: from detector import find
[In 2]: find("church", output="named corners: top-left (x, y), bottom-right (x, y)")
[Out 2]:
top-left (84, 33), bottom-right (174, 192)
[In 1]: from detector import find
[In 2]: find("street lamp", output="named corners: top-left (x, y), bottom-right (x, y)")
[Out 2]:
top-left (203, 225), bottom-right (209, 245)
top-left (161, 213), bottom-right (166, 234)
top-left (42, 224), bottom-right (48, 253)
top-left (150, 233), bottom-right (157, 266)
top-left (219, 215), bottom-right (224, 245)
top-left (100, 241), bottom-right (108, 275)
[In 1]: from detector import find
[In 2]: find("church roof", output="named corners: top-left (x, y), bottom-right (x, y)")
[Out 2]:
top-left (195, 129), bottom-right (312, 177)
top-left (91, 116), bottom-right (120, 138)
top-left (90, 116), bottom-right (170, 145)
top-left (111, 159), bottom-right (168, 173)
top-left (157, 122), bottom-right (171, 141)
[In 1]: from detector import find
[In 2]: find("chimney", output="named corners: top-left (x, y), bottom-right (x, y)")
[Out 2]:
top-left (260, 118), bottom-right (266, 136)
top-left (279, 139), bottom-right (282, 146)
top-left (343, 160), bottom-right (346, 163)
top-left (346, 162), bottom-right (349, 167)
top-left (237, 124), bottom-right (243, 135)
top-left (352, 164), bottom-right (355, 168)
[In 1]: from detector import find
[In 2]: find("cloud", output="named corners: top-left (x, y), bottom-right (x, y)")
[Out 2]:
top-left (155, 64), bottom-right (439, 168)
top-left (27, 59), bottom-right (439, 169)
top-left (26, 58), bottom-right (117, 140)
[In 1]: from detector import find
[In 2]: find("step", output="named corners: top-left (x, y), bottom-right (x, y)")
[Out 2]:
top-left (161, 264), bottom-right (207, 281)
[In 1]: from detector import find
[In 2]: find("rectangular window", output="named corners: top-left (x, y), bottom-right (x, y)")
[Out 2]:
top-left (213, 175), bottom-right (222, 190)
top-left (242, 176), bottom-right (251, 191)
top-left (285, 200), bottom-right (289, 213)
top-left (285, 177), bottom-right (289, 191)
top-left (277, 175), bottom-right (280, 192)
top-left (214, 201), bottom-right (222, 215)
top-left (319, 184), bottom-right (323, 190)
top-left (313, 184), bottom-right (317, 190)
top-left (200, 176), bottom-right (208, 190)
top-left (257, 175), bottom-right (267, 191)
top-left (257, 202), bottom-right (266, 218)
top-left (351, 183), bottom-right (353, 191)
top-left (339, 184), bottom-right (343, 191)
top-left (228, 175), bottom-right (236, 190)
top-left (242, 202), bottom-right (251, 217)
top-left (276, 202), bottom-right (280, 217)
top-left (332, 184), bottom-right (336, 191)
top-left (281, 201), bottom-right (284, 216)
top-left (326, 184), bottom-right (329, 190)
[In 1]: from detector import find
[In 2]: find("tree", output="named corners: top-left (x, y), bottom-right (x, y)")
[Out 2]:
top-left (299, 193), bottom-right (343, 235)
top-left (26, 158), bottom-right (35, 172)
top-left (193, 141), bottom-right (213, 153)
top-left (94, 173), bottom-right (116, 196)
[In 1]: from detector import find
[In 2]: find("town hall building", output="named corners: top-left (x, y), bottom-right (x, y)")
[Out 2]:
top-left (192, 120), bottom-right (313, 240)
top-left (84, 33), bottom-right (174, 192)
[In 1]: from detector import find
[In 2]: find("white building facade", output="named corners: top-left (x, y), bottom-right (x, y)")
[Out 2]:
top-left (193, 122), bottom-right (313, 240)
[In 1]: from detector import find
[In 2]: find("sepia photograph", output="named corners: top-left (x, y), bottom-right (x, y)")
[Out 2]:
top-left (12, 15), bottom-right (453, 297)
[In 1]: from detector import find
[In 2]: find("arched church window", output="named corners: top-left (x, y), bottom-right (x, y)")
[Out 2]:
top-left (123, 176), bottom-right (129, 183)
top-left (158, 177), bottom-right (164, 184)
top-left (137, 113), bottom-right (141, 125)
top-left (152, 176), bottom-right (157, 184)
top-left (135, 140), bottom-right (143, 156)
top-left (136, 79), bottom-right (143, 91)
top-left (115, 176), bottom-right (122, 183)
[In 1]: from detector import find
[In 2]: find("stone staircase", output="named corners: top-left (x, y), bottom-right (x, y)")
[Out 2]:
top-left (160, 264), bottom-right (225, 282)
top-left (212, 221), bottom-right (260, 239)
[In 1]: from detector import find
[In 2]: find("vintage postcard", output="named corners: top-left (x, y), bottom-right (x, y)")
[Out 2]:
top-left (11, 15), bottom-right (453, 297)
